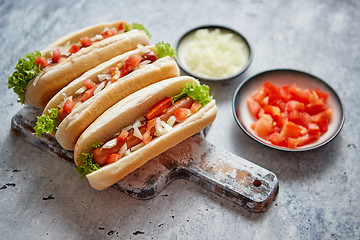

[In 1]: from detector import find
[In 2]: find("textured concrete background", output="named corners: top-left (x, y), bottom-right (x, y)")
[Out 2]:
top-left (0, 0), bottom-right (359, 239)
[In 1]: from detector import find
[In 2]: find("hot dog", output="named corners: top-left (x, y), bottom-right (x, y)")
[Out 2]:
top-left (74, 76), bottom-right (217, 190)
top-left (34, 42), bottom-right (180, 150)
top-left (8, 21), bottom-right (150, 109)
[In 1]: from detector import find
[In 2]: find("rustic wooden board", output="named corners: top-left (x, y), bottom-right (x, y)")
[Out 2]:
top-left (11, 106), bottom-right (278, 212)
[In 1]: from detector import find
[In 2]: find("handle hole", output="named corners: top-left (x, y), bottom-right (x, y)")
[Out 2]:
top-left (253, 180), bottom-right (262, 187)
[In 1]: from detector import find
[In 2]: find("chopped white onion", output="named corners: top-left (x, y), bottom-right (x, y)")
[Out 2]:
top-left (161, 120), bottom-right (172, 132)
top-left (124, 149), bottom-right (131, 156)
top-left (118, 143), bottom-right (127, 156)
top-left (131, 142), bottom-right (145, 152)
top-left (102, 138), bottom-right (117, 149)
top-left (97, 74), bottom-right (111, 81)
top-left (167, 116), bottom-right (176, 127)
top-left (139, 60), bottom-right (151, 69)
top-left (58, 41), bottom-right (72, 56)
top-left (137, 44), bottom-right (150, 54)
top-left (91, 34), bottom-right (103, 42)
top-left (72, 101), bottom-right (82, 110)
top-left (58, 96), bottom-right (72, 108)
top-left (74, 86), bottom-right (87, 95)
top-left (133, 118), bottom-right (142, 128)
top-left (94, 81), bottom-right (106, 95)
top-left (133, 126), bottom-right (142, 140)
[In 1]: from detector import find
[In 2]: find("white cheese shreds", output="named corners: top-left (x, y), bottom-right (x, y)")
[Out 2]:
top-left (97, 74), bottom-right (111, 81)
top-left (167, 116), bottom-right (176, 127)
top-left (131, 142), bottom-right (145, 152)
top-left (74, 86), bottom-right (87, 95)
top-left (133, 126), bottom-right (142, 140)
top-left (102, 138), bottom-right (117, 149)
top-left (119, 143), bottom-right (127, 156)
top-left (94, 81), bottom-right (106, 95)
top-left (178, 28), bottom-right (249, 78)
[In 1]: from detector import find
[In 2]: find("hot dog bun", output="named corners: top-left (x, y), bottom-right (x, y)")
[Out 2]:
top-left (74, 76), bottom-right (217, 190)
top-left (25, 21), bottom-right (150, 109)
top-left (51, 47), bottom-right (179, 150)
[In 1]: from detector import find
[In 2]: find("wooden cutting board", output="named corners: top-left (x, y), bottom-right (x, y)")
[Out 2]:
top-left (11, 106), bottom-right (279, 212)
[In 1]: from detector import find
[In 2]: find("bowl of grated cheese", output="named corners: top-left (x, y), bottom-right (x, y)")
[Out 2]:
top-left (175, 25), bottom-right (252, 81)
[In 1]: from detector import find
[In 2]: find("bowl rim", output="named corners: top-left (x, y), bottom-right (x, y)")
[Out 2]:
top-left (175, 24), bottom-right (253, 81)
top-left (232, 68), bottom-right (346, 152)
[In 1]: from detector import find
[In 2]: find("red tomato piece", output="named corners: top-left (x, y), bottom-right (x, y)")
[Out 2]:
top-left (298, 133), bottom-right (320, 147)
top-left (80, 37), bottom-right (93, 47)
top-left (121, 54), bottom-right (142, 77)
top-left (247, 98), bottom-right (261, 118)
top-left (52, 49), bottom-right (61, 62)
top-left (174, 108), bottom-right (189, 122)
top-left (117, 130), bottom-right (129, 142)
top-left (62, 99), bottom-right (73, 114)
top-left (106, 153), bottom-right (122, 165)
top-left (268, 132), bottom-right (286, 146)
top-left (69, 44), bottom-right (80, 54)
top-left (118, 22), bottom-right (125, 31)
top-left (35, 56), bottom-right (48, 67)
top-left (101, 28), bottom-right (117, 39)
top-left (190, 101), bottom-right (202, 114)
top-left (84, 79), bottom-right (96, 89)
top-left (281, 121), bottom-right (307, 138)
top-left (142, 118), bottom-right (156, 145)
top-left (286, 100), bottom-right (304, 113)
top-left (287, 137), bottom-right (301, 149)
top-left (252, 86), bottom-right (268, 104)
top-left (314, 88), bottom-right (329, 103)
top-left (81, 87), bottom-right (96, 102)
top-left (263, 105), bottom-right (281, 119)
top-left (253, 114), bottom-right (274, 139)
top-left (306, 99), bottom-right (326, 115)
top-left (146, 97), bottom-right (173, 120)
top-left (308, 123), bottom-right (320, 136)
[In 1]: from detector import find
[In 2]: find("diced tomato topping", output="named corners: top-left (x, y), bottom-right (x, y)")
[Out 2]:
top-left (69, 44), bottom-right (80, 54)
top-left (117, 130), bottom-right (129, 142)
top-left (121, 54), bottom-right (142, 77)
top-left (52, 49), bottom-right (61, 63)
top-left (35, 56), bottom-right (48, 67)
top-left (106, 153), bottom-right (122, 165)
top-left (118, 22), bottom-right (126, 31)
top-left (268, 132), bottom-right (286, 146)
top-left (81, 87), bottom-right (96, 102)
top-left (80, 37), bottom-right (93, 47)
top-left (84, 79), bottom-right (96, 89)
top-left (252, 114), bottom-right (274, 139)
top-left (146, 97), bottom-right (173, 120)
top-left (62, 99), bottom-right (73, 114)
top-left (190, 101), bottom-right (202, 114)
top-left (101, 28), bottom-right (117, 39)
top-left (247, 98), bottom-right (261, 118)
top-left (247, 81), bottom-right (333, 148)
top-left (57, 108), bottom-right (68, 122)
top-left (174, 108), bottom-right (189, 122)
top-left (142, 118), bottom-right (156, 145)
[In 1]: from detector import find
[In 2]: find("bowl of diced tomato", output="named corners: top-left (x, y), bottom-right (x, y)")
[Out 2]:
top-left (232, 69), bottom-right (345, 151)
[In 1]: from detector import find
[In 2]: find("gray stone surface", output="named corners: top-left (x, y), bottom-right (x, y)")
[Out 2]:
top-left (0, 0), bottom-right (359, 239)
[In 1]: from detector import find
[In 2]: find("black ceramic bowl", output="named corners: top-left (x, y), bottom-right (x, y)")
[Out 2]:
top-left (232, 69), bottom-right (345, 151)
top-left (175, 25), bottom-right (252, 81)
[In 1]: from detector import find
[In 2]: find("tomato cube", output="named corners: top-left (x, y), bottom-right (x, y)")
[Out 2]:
top-left (174, 108), bottom-right (189, 122)
top-left (52, 49), bottom-right (61, 63)
top-left (247, 98), bottom-right (261, 118)
top-left (106, 153), bottom-right (122, 165)
top-left (80, 37), bottom-right (93, 47)
top-left (281, 121), bottom-right (307, 138)
top-left (253, 114), bottom-right (274, 139)
top-left (69, 44), bottom-right (80, 54)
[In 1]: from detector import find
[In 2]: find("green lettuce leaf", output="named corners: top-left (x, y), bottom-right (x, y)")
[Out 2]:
top-left (125, 23), bottom-right (151, 38)
top-left (8, 51), bottom-right (42, 104)
top-left (33, 108), bottom-right (60, 137)
top-left (76, 152), bottom-right (100, 179)
top-left (154, 41), bottom-right (176, 59)
top-left (172, 82), bottom-right (213, 106)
